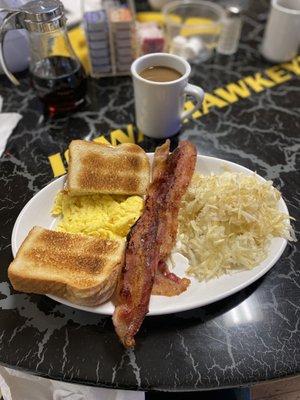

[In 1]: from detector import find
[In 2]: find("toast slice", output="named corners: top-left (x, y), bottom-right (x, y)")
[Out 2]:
top-left (67, 140), bottom-right (150, 196)
top-left (8, 227), bottom-right (125, 306)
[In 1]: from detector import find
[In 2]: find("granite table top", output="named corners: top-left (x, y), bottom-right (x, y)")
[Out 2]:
top-left (0, 0), bottom-right (299, 392)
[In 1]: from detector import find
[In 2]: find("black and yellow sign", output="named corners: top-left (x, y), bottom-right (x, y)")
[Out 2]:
top-left (48, 55), bottom-right (300, 178)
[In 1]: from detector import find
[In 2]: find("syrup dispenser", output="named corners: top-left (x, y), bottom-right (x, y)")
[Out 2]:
top-left (0, 0), bottom-right (86, 115)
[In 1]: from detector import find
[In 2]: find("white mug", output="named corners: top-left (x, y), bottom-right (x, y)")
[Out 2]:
top-left (261, 0), bottom-right (300, 63)
top-left (131, 53), bottom-right (205, 139)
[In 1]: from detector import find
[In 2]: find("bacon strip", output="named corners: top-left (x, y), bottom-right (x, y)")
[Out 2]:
top-left (152, 261), bottom-right (191, 296)
top-left (113, 140), bottom-right (197, 348)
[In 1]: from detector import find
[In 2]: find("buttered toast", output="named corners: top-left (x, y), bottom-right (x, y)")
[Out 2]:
top-left (67, 140), bottom-right (150, 196)
top-left (8, 227), bottom-right (125, 306)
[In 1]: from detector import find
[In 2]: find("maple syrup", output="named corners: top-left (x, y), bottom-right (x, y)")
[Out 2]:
top-left (31, 55), bottom-right (87, 116)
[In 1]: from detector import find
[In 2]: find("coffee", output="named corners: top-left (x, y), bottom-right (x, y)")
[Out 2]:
top-left (139, 65), bottom-right (182, 82)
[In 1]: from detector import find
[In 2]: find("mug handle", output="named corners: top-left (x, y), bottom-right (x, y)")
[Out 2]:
top-left (181, 83), bottom-right (205, 122)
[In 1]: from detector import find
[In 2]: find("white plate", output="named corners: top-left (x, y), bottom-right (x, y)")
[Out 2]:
top-left (11, 155), bottom-right (288, 316)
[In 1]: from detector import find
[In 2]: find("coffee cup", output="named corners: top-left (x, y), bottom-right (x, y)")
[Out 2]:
top-left (261, 0), bottom-right (300, 63)
top-left (131, 53), bottom-right (204, 139)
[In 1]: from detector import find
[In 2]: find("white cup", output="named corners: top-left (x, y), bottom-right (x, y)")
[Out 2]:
top-left (131, 53), bottom-right (205, 139)
top-left (261, 0), bottom-right (300, 63)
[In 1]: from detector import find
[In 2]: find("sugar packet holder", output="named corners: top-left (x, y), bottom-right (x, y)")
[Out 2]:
top-left (83, 5), bottom-right (135, 78)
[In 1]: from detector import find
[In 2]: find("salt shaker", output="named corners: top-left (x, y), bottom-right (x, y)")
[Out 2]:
top-left (217, 5), bottom-right (243, 55)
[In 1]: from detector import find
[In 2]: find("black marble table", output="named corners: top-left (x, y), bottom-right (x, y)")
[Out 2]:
top-left (0, 0), bottom-right (299, 392)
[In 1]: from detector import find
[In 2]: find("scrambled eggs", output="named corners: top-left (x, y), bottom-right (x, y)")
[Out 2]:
top-left (52, 191), bottom-right (143, 240)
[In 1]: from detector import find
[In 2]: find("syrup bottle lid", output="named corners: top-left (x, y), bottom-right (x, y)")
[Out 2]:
top-left (21, 0), bottom-right (66, 32)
